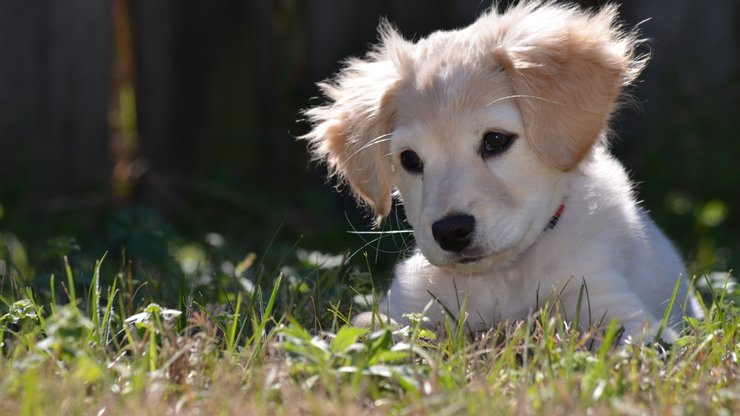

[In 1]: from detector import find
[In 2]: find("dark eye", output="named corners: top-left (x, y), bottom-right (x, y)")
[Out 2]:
top-left (481, 131), bottom-right (516, 157)
top-left (400, 150), bottom-right (423, 174)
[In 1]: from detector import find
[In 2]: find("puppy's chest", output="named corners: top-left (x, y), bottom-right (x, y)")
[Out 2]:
top-left (432, 268), bottom-right (542, 326)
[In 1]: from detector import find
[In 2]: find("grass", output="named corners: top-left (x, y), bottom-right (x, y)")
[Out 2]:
top-left (0, 246), bottom-right (738, 415)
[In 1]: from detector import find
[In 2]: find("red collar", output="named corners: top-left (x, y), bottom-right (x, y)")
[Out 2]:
top-left (545, 203), bottom-right (565, 230)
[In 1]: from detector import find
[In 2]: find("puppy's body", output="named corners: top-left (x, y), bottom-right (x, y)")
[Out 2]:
top-left (387, 146), bottom-right (689, 337)
top-left (304, 2), bottom-right (700, 341)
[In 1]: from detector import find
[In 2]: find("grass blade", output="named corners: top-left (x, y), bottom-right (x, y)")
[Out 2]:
top-left (227, 291), bottom-right (243, 354)
top-left (63, 255), bottom-right (77, 309)
top-left (247, 273), bottom-right (283, 352)
top-left (655, 274), bottom-right (682, 342)
top-left (101, 278), bottom-right (119, 347)
top-left (89, 252), bottom-right (107, 332)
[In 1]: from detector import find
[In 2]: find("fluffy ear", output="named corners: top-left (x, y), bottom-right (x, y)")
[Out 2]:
top-left (303, 28), bottom-right (408, 221)
top-left (492, 3), bottom-right (646, 170)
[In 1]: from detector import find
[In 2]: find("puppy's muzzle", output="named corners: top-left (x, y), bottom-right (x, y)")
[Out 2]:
top-left (432, 214), bottom-right (475, 252)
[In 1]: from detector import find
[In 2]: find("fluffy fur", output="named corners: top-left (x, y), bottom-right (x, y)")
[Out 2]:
top-left (303, 1), bottom-right (700, 341)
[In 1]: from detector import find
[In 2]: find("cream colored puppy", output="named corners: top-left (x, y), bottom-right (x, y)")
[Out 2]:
top-left (304, 1), bottom-right (700, 341)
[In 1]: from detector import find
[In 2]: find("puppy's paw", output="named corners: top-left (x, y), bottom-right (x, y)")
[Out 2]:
top-left (351, 311), bottom-right (400, 330)
top-left (619, 320), bottom-right (678, 346)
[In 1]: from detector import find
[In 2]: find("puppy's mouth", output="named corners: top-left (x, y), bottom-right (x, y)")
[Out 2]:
top-left (451, 248), bottom-right (496, 268)
top-left (445, 246), bottom-right (519, 270)
top-left (428, 250), bottom-right (488, 270)
top-left (457, 256), bottom-right (485, 265)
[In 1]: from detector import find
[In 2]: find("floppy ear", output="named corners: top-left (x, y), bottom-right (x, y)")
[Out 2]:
top-left (493, 4), bottom-right (646, 170)
top-left (304, 29), bottom-right (408, 222)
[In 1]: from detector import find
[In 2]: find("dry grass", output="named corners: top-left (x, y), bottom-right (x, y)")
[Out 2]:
top-left (0, 254), bottom-right (738, 415)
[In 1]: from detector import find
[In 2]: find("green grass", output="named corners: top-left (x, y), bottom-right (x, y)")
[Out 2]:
top-left (0, 249), bottom-right (738, 415)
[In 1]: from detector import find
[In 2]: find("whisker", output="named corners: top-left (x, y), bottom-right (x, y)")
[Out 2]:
top-left (348, 230), bottom-right (413, 235)
top-left (344, 134), bottom-right (393, 163)
top-left (346, 233), bottom-right (409, 262)
top-left (486, 94), bottom-right (562, 107)
top-left (344, 206), bottom-right (414, 263)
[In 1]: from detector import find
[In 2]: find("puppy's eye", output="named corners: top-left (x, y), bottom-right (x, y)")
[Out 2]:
top-left (481, 131), bottom-right (516, 157)
top-left (400, 150), bottom-right (423, 174)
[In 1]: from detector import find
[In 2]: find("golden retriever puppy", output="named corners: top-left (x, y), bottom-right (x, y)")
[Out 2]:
top-left (303, 1), bottom-right (701, 342)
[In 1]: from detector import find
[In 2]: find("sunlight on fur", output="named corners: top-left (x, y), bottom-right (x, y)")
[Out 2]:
top-left (303, 1), bottom-right (702, 344)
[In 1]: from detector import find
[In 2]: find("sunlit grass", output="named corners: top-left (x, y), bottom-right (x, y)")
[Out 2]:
top-left (0, 250), bottom-right (738, 415)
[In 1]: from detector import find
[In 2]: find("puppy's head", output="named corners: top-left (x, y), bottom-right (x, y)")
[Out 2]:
top-left (304, 2), bottom-right (645, 269)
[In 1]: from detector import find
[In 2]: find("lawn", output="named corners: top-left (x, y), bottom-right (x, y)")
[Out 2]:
top-left (0, 242), bottom-right (738, 415)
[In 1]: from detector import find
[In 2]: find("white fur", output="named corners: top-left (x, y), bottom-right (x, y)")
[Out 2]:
top-left (304, 1), bottom-right (701, 342)
top-left (386, 145), bottom-right (696, 341)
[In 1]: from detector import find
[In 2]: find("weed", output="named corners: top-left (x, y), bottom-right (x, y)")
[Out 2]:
top-left (0, 249), bottom-right (737, 414)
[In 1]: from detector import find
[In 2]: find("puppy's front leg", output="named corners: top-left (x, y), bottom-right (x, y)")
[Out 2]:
top-left (619, 319), bottom-right (679, 345)
top-left (576, 291), bottom-right (670, 345)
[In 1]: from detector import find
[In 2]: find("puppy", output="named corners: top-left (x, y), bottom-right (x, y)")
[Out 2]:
top-left (303, 1), bottom-right (701, 341)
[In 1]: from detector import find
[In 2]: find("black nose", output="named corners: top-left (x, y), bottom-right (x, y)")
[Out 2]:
top-left (432, 214), bottom-right (475, 252)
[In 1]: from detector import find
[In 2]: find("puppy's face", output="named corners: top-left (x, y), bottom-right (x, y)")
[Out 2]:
top-left (389, 69), bottom-right (565, 270)
top-left (304, 2), bottom-right (645, 271)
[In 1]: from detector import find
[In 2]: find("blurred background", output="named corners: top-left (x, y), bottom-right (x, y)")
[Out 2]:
top-left (0, 0), bottom-right (737, 295)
